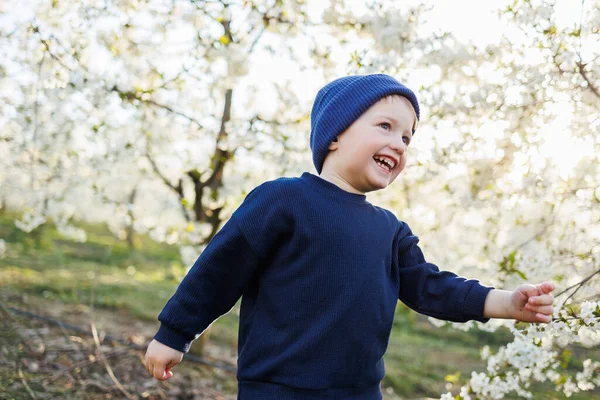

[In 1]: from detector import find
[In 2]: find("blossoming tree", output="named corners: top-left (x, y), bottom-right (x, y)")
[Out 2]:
top-left (334, 0), bottom-right (600, 397)
top-left (1, 0), bottom-right (598, 397)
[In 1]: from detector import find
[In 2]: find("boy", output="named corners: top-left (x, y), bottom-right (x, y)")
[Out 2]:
top-left (144, 74), bottom-right (555, 399)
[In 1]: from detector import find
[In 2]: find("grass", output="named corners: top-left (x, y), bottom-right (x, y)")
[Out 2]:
top-left (0, 210), bottom-right (598, 399)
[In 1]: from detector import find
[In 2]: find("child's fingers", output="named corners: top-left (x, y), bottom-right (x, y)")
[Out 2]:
top-left (164, 360), bottom-right (177, 379)
top-left (536, 312), bottom-right (552, 323)
top-left (519, 284), bottom-right (539, 298)
top-left (525, 303), bottom-right (553, 315)
top-left (538, 282), bottom-right (555, 294)
top-left (152, 362), bottom-right (169, 381)
top-left (145, 360), bottom-right (152, 376)
top-left (166, 359), bottom-right (178, 369)
top-left (528, 293), bottom-right (554, 305)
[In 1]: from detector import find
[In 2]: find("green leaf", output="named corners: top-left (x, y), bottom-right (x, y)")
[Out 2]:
top-left (444, 371), bottom-right (461, 383)
top-left (498, 250), bottom-right (528, 280)
top-left (543, 25), bottom-right (557, 35)
top-left (560, 349), bottom-right (571, 369)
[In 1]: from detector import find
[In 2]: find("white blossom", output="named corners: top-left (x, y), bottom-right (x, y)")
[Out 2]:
top-left (1, 1), bottom-right (600, 399)
top-left (439, 392), bottom-right (454, 400)
top-left (0, 239), bottom-right (6, 259)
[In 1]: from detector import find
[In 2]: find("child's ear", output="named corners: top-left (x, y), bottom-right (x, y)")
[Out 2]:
top-left (328, 137), bottom-right (339, 150)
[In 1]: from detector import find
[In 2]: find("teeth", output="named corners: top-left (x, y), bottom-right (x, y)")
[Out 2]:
top-left (374, 158), bottom-right (391, 171)
top-left (376, 160), bottom-right (390, 171)
top-left (374, 156), bottom-right (396, 170)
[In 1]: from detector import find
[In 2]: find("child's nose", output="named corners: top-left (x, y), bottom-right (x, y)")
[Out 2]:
top-left (389, 136), bottom-right (406, 154)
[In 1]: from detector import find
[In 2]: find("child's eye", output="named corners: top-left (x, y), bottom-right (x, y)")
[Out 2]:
top-left (403, 136), bottom-right (410, 145)
top-left (379, 122), bottom-right (391, 130)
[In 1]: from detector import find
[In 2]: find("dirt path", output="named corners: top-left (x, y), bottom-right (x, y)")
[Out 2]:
top-left (0, 291), bottom-right (238, 400)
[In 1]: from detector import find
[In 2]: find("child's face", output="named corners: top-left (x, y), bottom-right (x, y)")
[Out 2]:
top-left (323, 95), bottom-right (416, 194)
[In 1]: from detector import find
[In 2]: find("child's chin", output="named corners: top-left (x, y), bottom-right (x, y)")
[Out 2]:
top-left (369, 175), bottom-right (393, 190)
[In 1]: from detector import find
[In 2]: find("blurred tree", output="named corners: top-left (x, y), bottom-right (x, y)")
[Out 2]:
top-left (341, 0), bottom-right (600, 396)
top-left (1, 0), bottom-right (598, 394)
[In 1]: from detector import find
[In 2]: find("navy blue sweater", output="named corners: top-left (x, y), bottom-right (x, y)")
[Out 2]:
top-left (155, 172), bottom-right (494, 399)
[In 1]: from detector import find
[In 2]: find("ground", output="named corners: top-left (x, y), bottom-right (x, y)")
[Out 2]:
top-left (1, 290), bottom-right (238, 400)
top-left (1, 212), bottom-right (598, 400)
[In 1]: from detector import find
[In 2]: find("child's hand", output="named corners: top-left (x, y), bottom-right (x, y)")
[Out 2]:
top-left (144, 339), bottom-right (184, 381)
top-left (510, 282), bottom-right (555, 323)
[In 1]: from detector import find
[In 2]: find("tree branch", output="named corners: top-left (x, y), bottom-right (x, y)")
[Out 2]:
top-left (577, 61), bottom-right (600, 100)
top-left (90, 320), bottom-right (136, 400)
top-left (204, 88), bottom-right (233, 189)
top-left (145, 143), bottom-right (191, 222)
top-left (17, 366), bottom-right (37, 399)
top-left (555, 268), bottom-right (600, 304)
top-left (111, 86), bottom-right (204, 130)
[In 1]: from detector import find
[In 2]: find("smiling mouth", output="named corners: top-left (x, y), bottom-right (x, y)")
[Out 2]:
top-left (373, 157), bottom-right (395, 174)
top-left (373, 158), bottom-right (392, 174)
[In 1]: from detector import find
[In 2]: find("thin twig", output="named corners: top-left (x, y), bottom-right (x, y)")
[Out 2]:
top-left (111, 86), bottom-right (204, 130)
top-left (88, 265), bottom-right (136, 400)
top-left (577, 61), bottom-right (600, 100)
top-left (143, 97), bottom-right (204, 130)
top-left (555, 268), bottom-right (600, 301)
top-left (18, 365), bottom-right (37, 399)
top-left (248, 26), bottom-right (266, 54)
top-left (46, 358), bottom-right (91, 384)
top-left (1, 302), bottom-right (43, 355)
top-left (577, 0), bottom-right (585, 59)
top-left (90, 320), bottom-right (137, 400)
top-left (4, 304), bottom-right (236, 372)
top-left (33, 23), bottom-right (204, 131)
top-left (38, 37), bottom-right (73, 72)
top-left (144, 140), bottom-right (192, 222)
top-left (515, 211), bottom-right (558, 251)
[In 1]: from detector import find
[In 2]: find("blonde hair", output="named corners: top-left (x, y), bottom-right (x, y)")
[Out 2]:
top-left (382, 94), bottom-right (419, 132)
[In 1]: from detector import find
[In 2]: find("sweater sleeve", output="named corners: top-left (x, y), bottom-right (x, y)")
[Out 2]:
top-left (394, 221), bottom-right (494, 323)
top-left (154, 181), bottom-right (289, 352)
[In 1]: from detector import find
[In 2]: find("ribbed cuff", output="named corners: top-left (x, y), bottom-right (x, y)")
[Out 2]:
top-left (462, 282), bottom-right (495, 323)
top-left (154, 324), bottom-right (195, 353)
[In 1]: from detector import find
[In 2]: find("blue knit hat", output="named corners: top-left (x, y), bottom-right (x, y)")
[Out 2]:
top-left (309, 74), bottom-right (420, 174)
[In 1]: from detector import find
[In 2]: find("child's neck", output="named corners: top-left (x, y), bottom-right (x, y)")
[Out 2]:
top-left (317, 171), bottom-right (365, 195)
